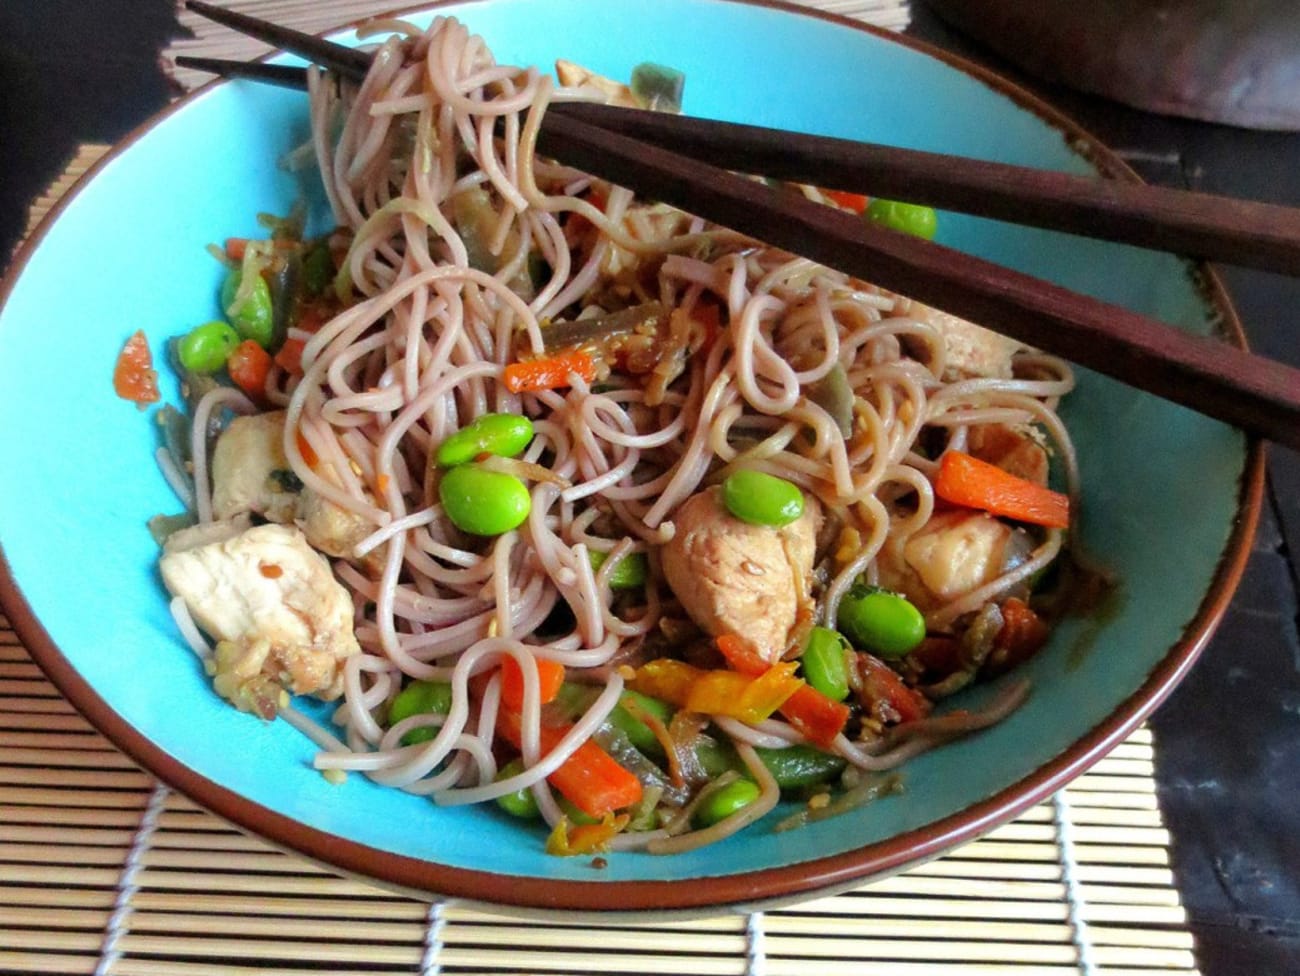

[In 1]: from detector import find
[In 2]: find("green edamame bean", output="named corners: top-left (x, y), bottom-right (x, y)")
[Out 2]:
top-left (558, 794), bottom-right (599, 826)
top-left (801, 626), bottom-right (851, 701)
top-left (722, 469), bottom-right (804, 527)
top-left (436, 414), bottom-right (535, 468)
top-left (693, 778), bottom-right (762, 827)
top-left (389, 679), bottom-right (453, 745)
top-left (439, 464), bottom-right (531, 536)
top-left (221, 269), bottom-right (274, 346)
top-left (494, 759), bottom-right (540, 819)
top-left (608, 690), bottom-right (675, 756)
top-left (837, 586), bottom-right (926, 658)
top-left (865, 198), bottom-right (938, 240)
top-left (588, 550), bottom-right (649, 590)
top-left (177, 320), bottom-right (240, 374)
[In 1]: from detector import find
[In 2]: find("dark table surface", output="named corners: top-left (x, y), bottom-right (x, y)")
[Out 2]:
top-left (2, 3), bottom-right (1297, 973)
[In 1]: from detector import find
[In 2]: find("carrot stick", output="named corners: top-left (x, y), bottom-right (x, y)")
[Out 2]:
top-left (497, 710), bottom-right (642, 819)
top-left (499, 656), bottom-right (566, 711)
top-left (504, 349), bottom-right (596, 393)
top-left (935, 450), bottom-right (1070, 528)
top-left (226, 339), bottom-right (271, 401)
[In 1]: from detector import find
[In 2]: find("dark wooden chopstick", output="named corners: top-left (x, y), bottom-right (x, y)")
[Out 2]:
top-left (183, 2), bottom-right (370, 80)
top-left (539, 110), bottom-right (1300, 449)
top-left (174, 12), bottom-right (1300, 449)
top-left (177, 47), bottom-right (1300, 280)
top-left (549, 102), bottom-right (1300, 277)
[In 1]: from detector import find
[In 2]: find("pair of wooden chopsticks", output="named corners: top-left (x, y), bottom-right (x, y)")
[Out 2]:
top-left (177, 1), bottom-right (1300, 450)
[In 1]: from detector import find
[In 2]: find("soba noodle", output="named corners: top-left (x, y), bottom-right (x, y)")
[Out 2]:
top-left (159, 16), bottom-right (1080, 854)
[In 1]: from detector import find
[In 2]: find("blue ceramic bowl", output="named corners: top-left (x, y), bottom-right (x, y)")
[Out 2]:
top-left (0, 0), bottom-right (1259, 914)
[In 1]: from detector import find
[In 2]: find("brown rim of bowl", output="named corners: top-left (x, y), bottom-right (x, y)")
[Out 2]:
top-left (0, 0), bottom-right (1264, 915)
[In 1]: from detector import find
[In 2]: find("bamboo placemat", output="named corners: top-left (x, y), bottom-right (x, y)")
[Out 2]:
top-left (3, 2), bottom-right (1200, 973)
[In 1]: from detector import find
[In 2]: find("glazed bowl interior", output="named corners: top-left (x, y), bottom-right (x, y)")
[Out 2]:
top-left (0, 0), bottom-right (1254, 913)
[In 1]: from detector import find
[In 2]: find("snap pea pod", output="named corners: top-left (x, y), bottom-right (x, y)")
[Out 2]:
top-left (607, 690), bottom-right (674, 757)
top-left (696, 738), bottom-right (847, 790)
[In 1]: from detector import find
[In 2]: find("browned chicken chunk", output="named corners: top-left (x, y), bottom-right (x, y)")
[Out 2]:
top-left (661, 486), bottom-right (821, 662)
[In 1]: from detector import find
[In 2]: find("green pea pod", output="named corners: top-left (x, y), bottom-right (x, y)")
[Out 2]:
top-left (439, 463), bottom-right (531, 536)
top-left (752, 745), bottom-right (847, 790)
top-left (837, 584), bottom-right (926, 658)
top-left (436, 413), bottom-right (535, 468)
top-left (800, 626), bottom-right (851, 701)
top-left (693, 778), bottom-right (761, 828)
top-left (695, 737), bottom-right (847, 791)
top-left (607, 690), bottom-right (675, 756)
top-left (588, 549), bottom-right (649, 590)
top-left (389, 679), bottom-right (453, 745)
top-left (221, 269), bottom-right (274, 347)
top-left (494, 759), bottom-right (540, 819)
top-left (722, 469), bottom-right (804, 526)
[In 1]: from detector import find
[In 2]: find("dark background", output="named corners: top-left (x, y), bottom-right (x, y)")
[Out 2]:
top-left (1, 3), bottom-right (1297, 972)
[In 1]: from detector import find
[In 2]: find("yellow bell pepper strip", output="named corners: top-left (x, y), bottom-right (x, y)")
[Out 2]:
top-left (715, 634), bottom-right (851, 747)
top-left (545, 812), bottom-right (630, 856)
top-left (630, 659), bottom-right (804, 724)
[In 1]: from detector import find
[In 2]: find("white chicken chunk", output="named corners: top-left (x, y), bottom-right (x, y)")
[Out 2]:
top-left (876, 511), bottom-right (1013, 613)
top-left (159, 523), bottom-right (360, 715)
top-left (661, 487), bottom-right (821, 662)
top-left (967, 423), bottom-right (1050, 486)
top-left (210, 410), bottom-right (299, 523)
top-left (895, 297), bottom-right (1024, 380)
top-left (298, 484), bottom-right (384, 575)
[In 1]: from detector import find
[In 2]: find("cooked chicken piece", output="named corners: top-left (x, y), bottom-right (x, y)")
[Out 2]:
top-left (555, 59), bottom-right (639, 107)
top-left (298, 485), bottom-right (384, 575)
top-left (164, 513), bottom-right (253, 554)
top-left (967, 423), bottom-right (1050, 486)
top-left (210, 410), bottom-right (299, 523)
top-left (876, 510), bottom-right (1013, 613)
top-left (894, 298), bottom-right (1023, 380)
top-left (661, 487), bottom-right (821, 663)
top-left (159, 523), bottom-right (360, 714)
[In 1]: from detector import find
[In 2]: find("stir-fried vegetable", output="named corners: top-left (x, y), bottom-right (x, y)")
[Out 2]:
top-left (436, 413), bottom-right (535, 467)
top-left (935, 450), bottom-right (1070, 528)
top-left (630, 62), bottom-right (685, 112)
top-left (721, 469), bottom-right (805, 526)
top-left (226, 340), bottom-right (271, 400)
top-left (389, 679), bottom-right (453, 745)
top-left (499, 656), bottom-right (566, 710)
top-left (221, 269), bottom-right (274, 346)
top-left (715, 634), bottom-right (852, 747)
top-left (503, 349), bottom-right (596, 392)
top-left (865, 198), bottom-right (938, 239)
top-left (494, 758), bottom-right (541, 819)
top-left (800, 627), bottom-right (851, 701)
top-left (439, 463), bottom-right (532, 535)
top-left (588, 549), bottom-right (649, 590)
top-left (177, 320), bottom-right (240, 374)
top-left (631, 659), bottom-right (804, 725)
top-left (113, 331), bottom-right (160, 407)
top-left (837, 585), bottom-right (926, 659)
top-left (496, 709), bottom-right (643, 819)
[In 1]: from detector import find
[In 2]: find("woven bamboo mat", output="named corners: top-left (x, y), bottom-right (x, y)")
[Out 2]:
top-left (3, 2), bottom-right (1201, 973)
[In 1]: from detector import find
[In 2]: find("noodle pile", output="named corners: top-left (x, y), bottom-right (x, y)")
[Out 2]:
top-left (177, 16), bottom-right (1078, 853)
